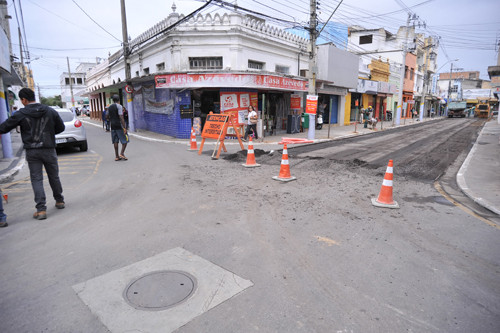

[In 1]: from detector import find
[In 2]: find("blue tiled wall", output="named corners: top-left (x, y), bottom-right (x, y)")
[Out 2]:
top-left (132, 83), bottom-right (191, 139)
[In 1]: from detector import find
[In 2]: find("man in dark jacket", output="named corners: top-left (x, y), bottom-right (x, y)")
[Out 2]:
top-left (0, 88), bottom-right (66, 220)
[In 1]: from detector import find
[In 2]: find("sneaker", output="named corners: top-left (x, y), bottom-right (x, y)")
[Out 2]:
top-left (55, 201), bottom-right (65, 209)
top-left (0, 221), bottom-right (7, 227)
top-left (33, 211), bottom-right (47, 220)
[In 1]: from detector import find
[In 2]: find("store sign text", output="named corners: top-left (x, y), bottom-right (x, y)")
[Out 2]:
top-left (155, 73), bottom-right (307, 91)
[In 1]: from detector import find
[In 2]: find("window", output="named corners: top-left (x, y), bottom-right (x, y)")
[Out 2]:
top-left (275, 65), bottom-right (289, 74)
top-left (410, 68), bottom-right (414, 80)
top-left (359, 34), bottom-right (373, 45)
top-left (65, 78), bottom-right (70, 85)
top-left (248, 60), bottom-right (264, 70)
top-left (300, 69), bottom-right (308, 77)
top-left (156, 62), bottom-right (165, 71)
top-left (135, 71), bottom-right (139, 77)
top-left (143, 67), bottom-right (150, 75)
top-left (76, 78), bottom-right (83, 84)
top-left (405, 66), bottom-right (408, 79)
top-left (189, 57), bottom-right (223, 70)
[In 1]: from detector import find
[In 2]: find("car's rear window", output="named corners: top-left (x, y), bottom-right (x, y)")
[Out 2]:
top-left (57, 111), bottom-right (74, 122)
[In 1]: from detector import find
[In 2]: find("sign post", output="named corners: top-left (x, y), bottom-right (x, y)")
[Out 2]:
top-left (306, 95), bottom-right (318, 140)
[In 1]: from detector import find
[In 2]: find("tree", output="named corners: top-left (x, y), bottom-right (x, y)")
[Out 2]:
top-left (40, 95), bottom-right (62, 108)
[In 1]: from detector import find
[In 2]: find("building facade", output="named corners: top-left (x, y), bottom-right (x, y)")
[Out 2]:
top-left (60, 62), bottom-right (97, 109)
top-left (86, 8), bottom-right (316, 139)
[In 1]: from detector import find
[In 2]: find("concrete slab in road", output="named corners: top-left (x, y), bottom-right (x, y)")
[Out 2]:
top-left (73, 247), bottom-right (253, 332)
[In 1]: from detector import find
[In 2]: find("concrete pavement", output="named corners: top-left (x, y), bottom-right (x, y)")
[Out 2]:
top-left (457, 119), bottom-right (500, 215)
top-left (1, 115), bottom-right (499, 217)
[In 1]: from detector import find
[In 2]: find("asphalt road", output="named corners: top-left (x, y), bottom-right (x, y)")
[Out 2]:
top-left (0, 120), bottom-right (498, 333)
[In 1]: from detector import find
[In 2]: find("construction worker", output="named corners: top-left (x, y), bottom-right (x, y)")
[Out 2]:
top-left (364, 106), bottom-right (373, 128)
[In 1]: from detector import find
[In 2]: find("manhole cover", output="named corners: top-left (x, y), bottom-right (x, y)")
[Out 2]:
top-left (124, 270), bottom-right (197, 311)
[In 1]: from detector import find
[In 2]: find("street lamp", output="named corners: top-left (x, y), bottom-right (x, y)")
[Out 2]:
top-left (442, 58), bottom-right (460, 117)
top-left (446, 59), bottom-right (460, 102)
top-left (437, 58), bottom-right (459, 74)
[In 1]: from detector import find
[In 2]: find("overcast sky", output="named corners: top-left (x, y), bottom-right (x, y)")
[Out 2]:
top-left (7, 0), bottom-right (500, 96)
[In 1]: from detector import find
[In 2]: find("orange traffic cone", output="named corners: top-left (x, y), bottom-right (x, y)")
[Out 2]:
top-left (188, 127), bottom-right (197, 151)
top-left (272, 144), bottom-right (296, 182)
top-left (371, 160), bottom-right (399, 208)
top-left (242, 137), bottom-right (261, 168)
top-left (2, 193), bottom-right (7, 203)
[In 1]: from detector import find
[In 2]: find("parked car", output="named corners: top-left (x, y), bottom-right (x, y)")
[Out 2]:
top-left (55, 108), bottom-right (88, 151)
top-left (82, 106), bottom-right (90, 117)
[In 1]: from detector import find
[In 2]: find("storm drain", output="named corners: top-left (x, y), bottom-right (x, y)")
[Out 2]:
top-left (123, 270), bottom-right (197, 311)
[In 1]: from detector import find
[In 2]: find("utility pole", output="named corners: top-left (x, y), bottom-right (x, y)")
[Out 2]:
top-left (120, 0), bottom-right (135, 131)
top-left (18, 27), bottom-right (26, 86)
top-left (396, 13), bottom-right (411, 126)
top-left (419, 41), bottom-right (433, 122)
top-left (67, 57), bottom-right (75, 109)
top-left (307, 0), bottom-right (317, 140)
top-left (447, 62), bottom-right (454, 103)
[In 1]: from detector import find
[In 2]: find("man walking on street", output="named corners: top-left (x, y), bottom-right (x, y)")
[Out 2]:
top-left (107, 95), bottom-right (129, 161)
top-left (0, 88), bottom-right (66, 220)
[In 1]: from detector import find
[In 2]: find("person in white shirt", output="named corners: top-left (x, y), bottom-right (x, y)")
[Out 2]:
top-left (243, 105), bottom-right (258, 141)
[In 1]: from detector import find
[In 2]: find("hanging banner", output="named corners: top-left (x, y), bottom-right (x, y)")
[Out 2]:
top-left (144, 99), bottom-right (174, 115)
top-left (291, 94), bottom-right (301, 109)
top-left (306, 95), bottom-right (318, 114)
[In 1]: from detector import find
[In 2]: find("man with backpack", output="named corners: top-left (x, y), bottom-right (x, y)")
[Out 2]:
top-left (0, 88), bottom-right (66, 220)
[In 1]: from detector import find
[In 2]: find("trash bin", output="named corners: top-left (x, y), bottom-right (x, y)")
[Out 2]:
top-left (301, 113), bottom-right (309, 129)
top-left (287, 115), bottom-right (300, 134)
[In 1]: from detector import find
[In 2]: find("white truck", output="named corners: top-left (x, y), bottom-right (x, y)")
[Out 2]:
top-left (447, 101), bottom-right (467, 118)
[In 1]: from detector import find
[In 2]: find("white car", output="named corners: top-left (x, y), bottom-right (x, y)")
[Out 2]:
top-left (55, 108), bottom-right (88, 151)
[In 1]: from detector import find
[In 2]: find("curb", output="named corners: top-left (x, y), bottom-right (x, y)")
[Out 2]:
top-left (0, 151), bottom-right (25, 183)
top-left (456, 124), bottom-right (500, 216)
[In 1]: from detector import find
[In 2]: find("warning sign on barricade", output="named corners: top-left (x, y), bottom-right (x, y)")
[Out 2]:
top-left (198, 111), bottom-right (245, 159)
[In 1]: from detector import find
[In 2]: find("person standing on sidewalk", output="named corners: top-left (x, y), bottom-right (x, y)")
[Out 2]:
top-left (0, 190), bottom-right (7, 227)
top-left (243, 105), bottom-right (258, 141)
top-left (102, 106), bottom-right (110, 131)
top-left (107, 95), bottom-right (129, 161)
top-left (0, 88), bottom-right (66, 220)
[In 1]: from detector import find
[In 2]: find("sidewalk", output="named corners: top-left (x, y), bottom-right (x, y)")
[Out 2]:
top-left (1, 115), bottom-right (499, 216)
top-left (0, 131), bottom-right (25, 183)
top-left (457, 118), bottom-right (500, 215)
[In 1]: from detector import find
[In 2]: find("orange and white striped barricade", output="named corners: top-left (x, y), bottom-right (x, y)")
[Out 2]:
top-left (188, 127), bottom-right (198, 151)
top-left (242, 137), bottom-right (261, 168)
top-left (272, 143), bottom-right (296, 182)
top-left (371, 159), bottom-right (399, 209)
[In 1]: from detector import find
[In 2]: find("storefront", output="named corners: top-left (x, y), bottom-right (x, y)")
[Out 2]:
top-left (121, 73), bottom-right (308, 139)
top-left (317, 85), bottom-right (347, 125)
top-left (377, 81), bottom-right (396, 120)
top-left (347, 79), bottom-right (378, 122)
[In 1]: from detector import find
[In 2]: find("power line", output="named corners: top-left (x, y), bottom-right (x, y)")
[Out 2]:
top-left (18, 0), bottom-right (31, 70)
top-left (71, 0), bottom-right (122, 43)
top-left (25, 0), bottom-right (118, 42)
top-left (13, 44), bottom-right (122, 52)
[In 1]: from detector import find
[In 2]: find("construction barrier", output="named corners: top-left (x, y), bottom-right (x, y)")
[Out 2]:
top-left (242, 137), bottom-right (261, 168)
top-left (279, 137), bottom-right (314, 145)
top-left (272, 143), bottom-right (296, 182)
top-left (188, 127), bottom-right (198, 151)
top-left (371, 159), bottom-right (399, 209)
